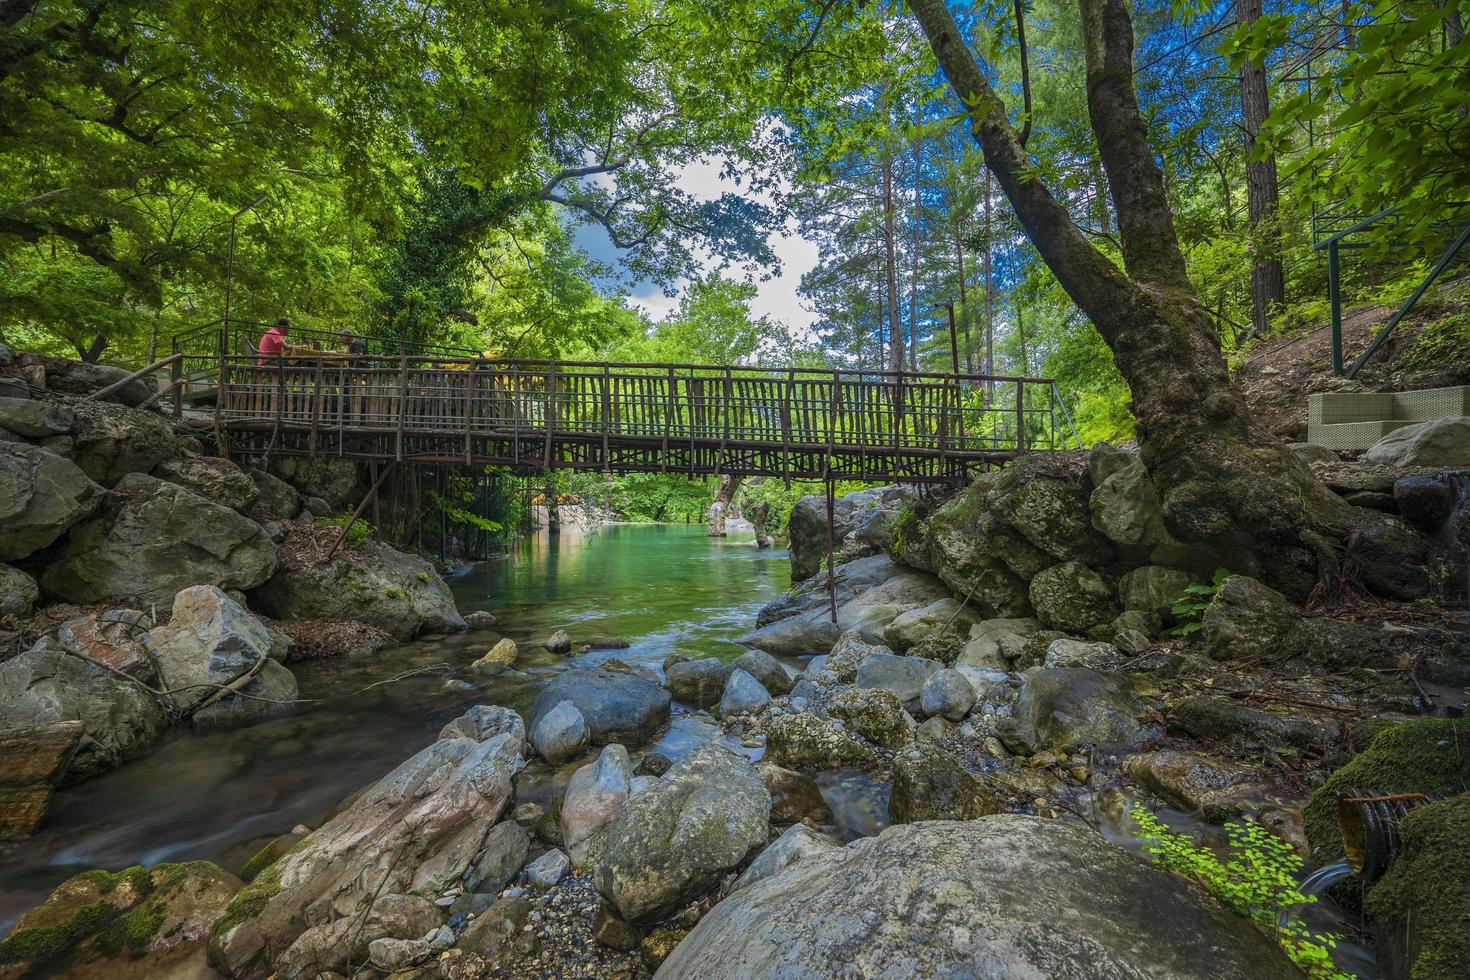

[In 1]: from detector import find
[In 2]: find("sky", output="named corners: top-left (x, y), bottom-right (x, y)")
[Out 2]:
top-left (571, 156), bottom-right (820, 336)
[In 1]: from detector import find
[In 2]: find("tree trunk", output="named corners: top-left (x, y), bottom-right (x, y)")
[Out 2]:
top-left (882, 147), bottom-right (904, 373)
top-left (543, 477), bottom-right (560, 535)
top-left (749, 501), bottom-right (772, 548)
top-left (908, 134), bottom-right (924, 372)
top-left (1238, 0), bottom-right (1285, 339)
top-left (77, 334), bottom-right (107, 363)
top-left (983, 169), bottom-right (996, 398)
top-left (953, 216), bottom-right (975, 373)
top-left (908, 0), bottom-right (1422, 600)
top-left (707, 473), bottom-right (743, 536)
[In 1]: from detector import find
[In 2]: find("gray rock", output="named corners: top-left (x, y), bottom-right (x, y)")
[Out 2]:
top-left (1043, 638), bottom-right (1125, 672)
top-left (1007, 668), bottom-right (1145, 753)
top-left (855, 652), bottom-right (941, 713)
top-left (0, 637), bottom-right (167, 780)
top-left (266, 457), bottom-right (359, 511)
top-left (40, 473), bottom-right (277, 604)
top-left (252, 534), bottom-right (464, 640)
top-left (924, 487), bottom-right (1036, 616)
top-left (464, 610), bottom-right (497, 628)
top-left (1114, 628), bottom-right (1152, 655)
top-left (732, 824), bottom-right (838, 893)
top-left (1288, 442), bottom-right (1338, 466)
top-left (957, 617), bottom-right (1040, 669)
top-left (1029, 561), bottom-right (1118, 632)
top-left (1089, 460), bottom-right (1167, 547)
top-left (530, 668), bottom-right (671, 748)
top-left (532, 699), bottom-right (590, 764)
top-left (1364, 416), bottom-right (1470, 467)
top-left (918, 668), bottom-right (974, 721)
top-left (1201, 575), bottom-right (1301, 661)
top-left (740, 556), bottom-right (950, 656)
top-left (56, 608), bottom-right (154, 680)
top-left (1124, 750), bottom-right (1272, 822)
top-left (882, 597), bottom-right (982, 653)
top-left (209, 728), bottom-right (522, 976)
top-left (655, 817), bottom-right (1300, 979)
top-left (144, 586), bottom-right (296, 721)
top-left (368, 936), bottom-right (431, 972)
top-left (986, 454), bottom-right (1114, 564)
top-left (595, 740), bottom-right (770, 923)
top-left (730, 649), bottom-right (793, 695)
top-left (827, 687), bottom-right (913, 748)
top-left (525, 848), bottom-right (571, 889)
top-left (31, 356), bottom-right (153, 405)
top-left (151, 455), bottom-right (259, 512)
top-left (67, 399), bottom-right (175, 486)
top-left (467, 820), bottom-right (530, 893)
top-left (561, 744), bottom-right (632, 858)
top-left (1117, 565), bottom-right (1195, 617)
top-left (248, 468), bottom-right (301, 520)
top-left (787, 486), bottom-right (915, 582)
top-left (1088, 441), bottom-right (1137, 485)
top-left (889, 739), bottom-right (998, 822)
top-left (0, 442), bottom-right (103, 562)
top-left (718, 668), bottom-right (771, 718)
top-left (824, 629), bottom-right (889, 682)
top-left (437, 704), bottom-right (526, 755)
top-left (664, 657), bottom-right (730, 707)
top-left (545, 628), bottom-right (573, 654)
top-left (0, 563), bottom-right (39, 618)
top-left (765, 712), bottom-right (879, 771)
top-left (0, 397), bottom-right (74, 438)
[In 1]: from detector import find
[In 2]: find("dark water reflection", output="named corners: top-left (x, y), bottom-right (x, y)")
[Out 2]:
top-left (0, 523), bottom-right (790, 933)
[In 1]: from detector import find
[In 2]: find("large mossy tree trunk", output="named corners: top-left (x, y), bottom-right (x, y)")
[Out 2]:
top-left (908, 0), bottom-right (1423, 600)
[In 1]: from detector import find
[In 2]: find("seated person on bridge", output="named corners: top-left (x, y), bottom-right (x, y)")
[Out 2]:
top-left (338, 329), bottom-right (368, 355)
top-left (256, 318), bottom-right (301, 365)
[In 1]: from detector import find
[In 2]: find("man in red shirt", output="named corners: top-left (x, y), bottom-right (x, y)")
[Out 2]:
top-left (257, 318), bottom-right (292, 365)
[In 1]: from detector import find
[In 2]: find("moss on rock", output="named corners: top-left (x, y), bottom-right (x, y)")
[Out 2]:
top-left (1303, 718), bottom-right (1470, 862)
top-left (1363, 793), bottom-right (1470, 980)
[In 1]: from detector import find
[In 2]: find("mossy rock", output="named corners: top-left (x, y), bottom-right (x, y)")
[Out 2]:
top-left (1303, 717), bottom-right (1470, 863)
top-left (0, 861), bottom-right (239, 974)
top-left (1363, 793), bottom-right (1470, 980)
top-left (827, 688), bottom-right (911, 750)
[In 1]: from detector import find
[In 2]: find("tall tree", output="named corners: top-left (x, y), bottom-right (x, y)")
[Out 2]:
top-left (1236, 0), bottom-right (1285, 338)
top-left (904, 0), bottom-right (1419, 599)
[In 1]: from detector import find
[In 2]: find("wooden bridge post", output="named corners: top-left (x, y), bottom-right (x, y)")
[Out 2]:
top-left (308, 360), bottom-right (323, 457)
top-left (394, 353), bottom-right (409, 462)
top-left (601, 364), bottom-right (611, 471)
top-left (542, 366), bottom-right (556, 468)
top-left (462, 368), bottom-right (473, 465)
top-left (662, 366), bottom-right (674, 472)
top-left (825, 479), bottom-right (837, 624)
top-left (781, 369), bottom-right (794, 488)
top-left (1015, 379), bottom-right (1027, 454)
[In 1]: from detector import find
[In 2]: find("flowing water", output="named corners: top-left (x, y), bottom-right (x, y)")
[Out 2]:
top-left (0, 522), bottom-right (792, 934)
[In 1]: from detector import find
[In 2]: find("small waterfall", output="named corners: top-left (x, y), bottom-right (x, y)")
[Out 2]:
top-left (1299, 860), bottom-right (1355, 898)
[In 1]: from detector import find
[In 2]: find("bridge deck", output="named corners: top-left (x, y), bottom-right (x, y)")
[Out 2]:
top-left (185, 352), bottom-right (1077, 483)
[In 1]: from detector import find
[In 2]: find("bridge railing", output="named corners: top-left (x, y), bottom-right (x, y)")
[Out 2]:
top-left (212, 354), bottom-right (1077, 463)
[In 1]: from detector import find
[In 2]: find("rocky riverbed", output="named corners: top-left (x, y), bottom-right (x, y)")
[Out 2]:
top-left (2, 341), bottom-right (1469, 979)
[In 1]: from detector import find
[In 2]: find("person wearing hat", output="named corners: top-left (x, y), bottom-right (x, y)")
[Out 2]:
top-left (338, 329), bottom-right (367, 355)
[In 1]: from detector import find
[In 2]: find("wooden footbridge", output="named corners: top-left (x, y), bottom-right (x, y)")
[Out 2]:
top-left (167, 320), bottom-right (1080, 484)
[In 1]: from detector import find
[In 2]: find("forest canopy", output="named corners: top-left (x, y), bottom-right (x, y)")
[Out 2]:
top-left (2, 0), bottom-right (1466, 445)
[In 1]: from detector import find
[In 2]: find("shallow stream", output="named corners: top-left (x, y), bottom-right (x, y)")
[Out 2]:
top-left (0, 522), bottom-right (790, 933)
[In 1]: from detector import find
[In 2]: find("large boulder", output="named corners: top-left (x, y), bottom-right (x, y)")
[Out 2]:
top-left (209, 706), bottom-right (523, 976)
top-left (888, 739), bottom-right (998, 822)
top-left (655, 816), bottom-right (1299, 979)
top-left (248, 468), bottom-right (301, 520)
top-left (0, 396), bottom-right (74, 438)
top-left (882, 597), bottom-right (982, 652)
top-left (1028, 560), bottom-right (1118, 632)
top-left (1363, 794), bottom-right (1470, 980)
top-left (0, 721), bottom-right (81, 838)
top-left (1118, 565), bottom-right (1195, 619)
top-left (740, 555), bottom-right (951, 656)
top-left (765, 712), bottom-right (879, 771)
top-left (561, 744), bottom-right (633, 863)
top-left (919, 667), bottom-right (975, 721)
top-left (529, 668), bottom-right (672, 748)
top-left (595, 740), bottom-right (769, 923)
top-left (1004, 667), bottom-right (1145, 753)
top-left (1364, 416), bottom-right (1470, 467)
top-left (925, 485), bottom-right (1038, 616)
top-left (664, 658), bottom-right (730, 708)
top-left (252, 529), bottom-right (464, 640)
top-left (531, 699), bottom-right (589, 765)
top-left (1089, 460), bottom-right (1167, 547)
top-left (717, 668), bottom-right (770, 718)
top-left (0, 638), bottom-right (167, 780)
top-left (1200, 574), bottom-right (1301, 661)
top-left (0, 442), bottom-right (103, 561)
top-left (826, 687), bottom-right (913, 749)
top-left (56, 608), bottom-right (155, 680)
top-left (1124, 750), bottom-right (1272, 822)
top-left (267, 456), bottom-right (360, 511)
top-left (0, 562), bottom-right (39, 617)
top-left (986, 453), bottom-right (1113, 564)
top-left (787, 486), bottom-right (915, 583)
top-left (0, 862), bottom-right (242, 978)
top-left (23, 354), bottom-right (155, 405)
top-left (143, 586), bottom-right (297, 723)
top-left (67, 399), bottom-right (175, 486)
top-left (957, 616), bottom-right (1040, 669)
top-left (1303, 717), bottom-right (1470, 863)
top-left (40, 473), bottom-right (277, 605)
top-left (151, 455), bottom-right (259, 512)
top-left (730, 648), bottom-right (793, 695)
top-left (855, 652), bottom-right (941, 714)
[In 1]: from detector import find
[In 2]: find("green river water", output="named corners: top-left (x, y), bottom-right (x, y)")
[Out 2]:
top-left (0, 522), bottom-right (792, 933)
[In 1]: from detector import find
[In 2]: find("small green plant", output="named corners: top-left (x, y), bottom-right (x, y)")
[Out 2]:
top-left (1170, 567), bottom-right (1229, 636)
top-left (1131, 806), bottom-right (1351, 978)
top-left (415, 571), bottom-right (430, 582)
top-left (313, 514), bottom-right (374, 550)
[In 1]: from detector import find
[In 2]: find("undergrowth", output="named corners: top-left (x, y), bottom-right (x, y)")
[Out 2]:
top-left (1132, 806), bottom-right (1352, 978)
